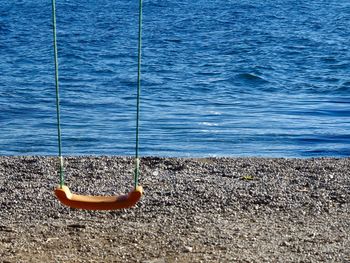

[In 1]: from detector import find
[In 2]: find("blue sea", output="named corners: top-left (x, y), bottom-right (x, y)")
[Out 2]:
top-left (0, 0), bottom-right (349, 157)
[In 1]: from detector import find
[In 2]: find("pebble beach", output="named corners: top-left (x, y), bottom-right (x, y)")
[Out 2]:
top-left (0, 156), bottom-right (349, 262)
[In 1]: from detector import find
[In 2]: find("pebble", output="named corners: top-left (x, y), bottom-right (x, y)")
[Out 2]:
top-left (0, 156), bottom-right (348, 262)
top-left (184, 246), bottom-right (193, 253)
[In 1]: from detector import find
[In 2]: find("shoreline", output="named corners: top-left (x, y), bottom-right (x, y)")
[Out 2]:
top-left (0, 156), bottom-right (349, 262)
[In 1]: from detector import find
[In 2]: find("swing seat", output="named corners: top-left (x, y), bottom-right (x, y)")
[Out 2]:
top-left (54, 185), bottom-right (143, 210)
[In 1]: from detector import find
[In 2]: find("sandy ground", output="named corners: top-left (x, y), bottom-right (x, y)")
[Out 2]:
top-left (0, 156), bottom-right (349, 262)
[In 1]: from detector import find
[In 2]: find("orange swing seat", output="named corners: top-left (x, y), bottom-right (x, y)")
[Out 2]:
top-left (54, 185), bottom-right (143, 210)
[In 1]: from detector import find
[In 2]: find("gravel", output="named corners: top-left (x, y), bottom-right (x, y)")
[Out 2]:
top-left (0, 156), bottom-right (349, 262)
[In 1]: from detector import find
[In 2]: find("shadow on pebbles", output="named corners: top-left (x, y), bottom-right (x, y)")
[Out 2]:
top-left (0, 156), bottom-right (349, 262)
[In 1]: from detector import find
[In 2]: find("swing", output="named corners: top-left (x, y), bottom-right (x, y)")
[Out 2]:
top-left (51, 0), bottom-right (144, 210)
top-left (54, 185), bottom-right (143, 210)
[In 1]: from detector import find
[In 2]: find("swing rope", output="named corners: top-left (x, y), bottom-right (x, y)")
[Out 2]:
top-left (51, 0), bottom-right (64, 188)
top-left (51, 0), bottom-right (143, 191)
top-left (134, 0), bottom-right (143, 189)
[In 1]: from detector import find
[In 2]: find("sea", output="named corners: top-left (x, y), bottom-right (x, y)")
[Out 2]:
top-left (0, 0), bottom-right (349, 157)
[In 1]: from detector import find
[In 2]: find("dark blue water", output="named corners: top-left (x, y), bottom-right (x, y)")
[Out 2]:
top-left (1, 0), bottom-right (350, 157)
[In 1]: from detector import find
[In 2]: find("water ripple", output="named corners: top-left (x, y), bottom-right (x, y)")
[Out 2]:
top-left (0, 0), bottom-right (349, 157)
